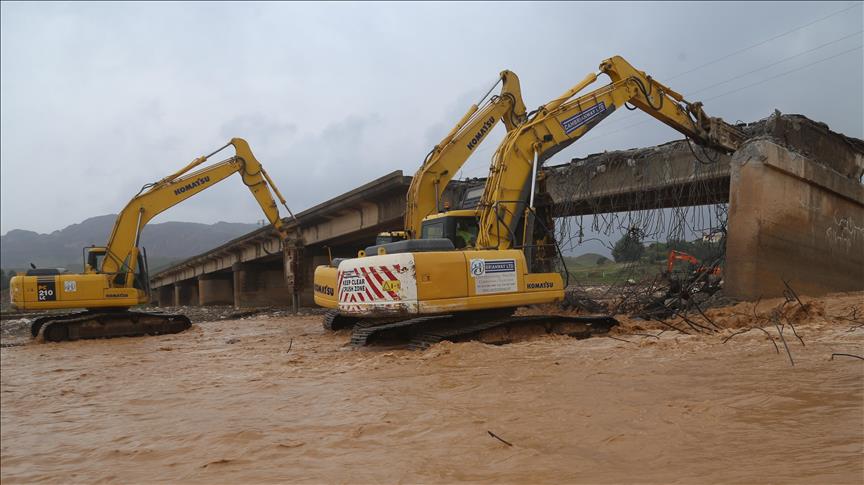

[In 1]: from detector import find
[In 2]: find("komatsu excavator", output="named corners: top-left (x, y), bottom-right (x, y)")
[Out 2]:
top-left (316, 70), bottom-right (528, 329)
top-left (314, 56), bottom-right (744, 347)
top-left (10, 139), bottom-right (293, 342)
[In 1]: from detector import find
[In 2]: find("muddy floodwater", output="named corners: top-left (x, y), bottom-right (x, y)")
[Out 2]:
top-left (2, 294), bottom-right (863, 484)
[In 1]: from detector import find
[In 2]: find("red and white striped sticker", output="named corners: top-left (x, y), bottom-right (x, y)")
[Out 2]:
top-left (337, 253), bottom-right (417, 312)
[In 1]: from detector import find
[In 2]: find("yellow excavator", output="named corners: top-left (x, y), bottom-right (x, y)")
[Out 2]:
top-left (314, 56), bottom-right (744, 347)
top-left (10, 138), bottom-right (293, 342)
top-left (317, 70), bottom-right (528, 330)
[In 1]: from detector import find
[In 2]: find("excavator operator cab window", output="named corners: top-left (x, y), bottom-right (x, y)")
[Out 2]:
top-left (85, 248), bottom-right (106, 273)
top-left (453, 219), bottom-right (478, 249)
top-left (420, 216), bottom-right (479, 249)
top-left (421, 220), bottom-right (445, 240)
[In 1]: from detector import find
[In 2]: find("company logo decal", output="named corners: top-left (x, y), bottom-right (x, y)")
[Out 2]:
top-left (470, 258), bottom-right (517, 295)
top-left (560, 102), bottom-right (607, 134)
top-left (466, 116), bottom-right (495, 150)
top-left (174, 176), bottom-right (211, 196)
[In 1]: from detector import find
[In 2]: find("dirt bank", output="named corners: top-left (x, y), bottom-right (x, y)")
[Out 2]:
top-left (1, 293), bottom-right (862, 483)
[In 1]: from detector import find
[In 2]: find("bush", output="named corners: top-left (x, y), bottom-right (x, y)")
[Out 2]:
top-left (612, 228), bottom-right (645, 262)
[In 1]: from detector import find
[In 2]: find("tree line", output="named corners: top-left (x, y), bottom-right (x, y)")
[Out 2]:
top-left (611, 228), bottom-right (724, 264)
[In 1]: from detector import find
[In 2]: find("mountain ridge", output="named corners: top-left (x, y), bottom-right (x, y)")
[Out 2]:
top-left (1, 215), bottom-right (260, 271)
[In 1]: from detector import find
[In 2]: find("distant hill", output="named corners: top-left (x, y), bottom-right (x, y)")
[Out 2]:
top-left (1, 215), bottom-right (259, 272)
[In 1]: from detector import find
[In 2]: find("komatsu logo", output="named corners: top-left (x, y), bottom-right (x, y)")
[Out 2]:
top-left (315, 283), bottom-right (334, 296)
top-left (466, 116), bottom-right (495, 150)
top-left (174, 176), bottom-right (210, 196)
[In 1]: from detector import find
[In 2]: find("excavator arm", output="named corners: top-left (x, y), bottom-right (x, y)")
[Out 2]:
top-left (403, 71), bottom-right (527, 237)
top-left (100, 138), bottom-right (292, 286)
top-left (477, 55), bottom-right (745, 251)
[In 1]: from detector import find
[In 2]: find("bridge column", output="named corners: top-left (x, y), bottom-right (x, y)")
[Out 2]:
top-left (198, 272), bottom-right (234, 306)
top-left (233, 261), bottom-right (293, 308)
top-left (156, 285), bottom-right (176, 307)
top-left (726, 140), bottom-right (864, 298)
top-left (284, 243), bottom-right (302, 313)
top-left (173, 279), bottom-right (199, 306)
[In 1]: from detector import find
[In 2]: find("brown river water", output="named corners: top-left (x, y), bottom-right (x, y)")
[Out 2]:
top-left (1, 293), bottom-right (862, 484)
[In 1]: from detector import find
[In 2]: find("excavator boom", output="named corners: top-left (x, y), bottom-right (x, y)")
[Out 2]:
top-left (477, 55), bottom-right (744, 251)
top-left (315, 71), bottom-right (529, 312)
top-left (404, 70), bottom-right (527, 237)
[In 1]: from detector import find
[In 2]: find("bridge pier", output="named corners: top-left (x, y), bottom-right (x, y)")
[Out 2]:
top-left (174, 279), bottom-right (199, 306)
top-left (198, 272), bottom-right (234, 306)
top-left (156, 284), bottom-right (175, 306)
top-left (232, 260), bottom-right (293, 308)
top-left (725, 140), bottom-right (864, 298)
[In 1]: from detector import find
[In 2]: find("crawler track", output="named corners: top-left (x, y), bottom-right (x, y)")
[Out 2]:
top-left (30, 310), bottom-right (191, 343)
top-left (322, 310), bottom-right (359, 331)
top-left (336, 309), bottom-right (617, 348)
top-left (407, 315), bottom-right (618, 349)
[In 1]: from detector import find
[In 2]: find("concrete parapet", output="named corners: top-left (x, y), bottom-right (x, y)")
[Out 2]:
top-left (726, 140), bottom-right (864, 298)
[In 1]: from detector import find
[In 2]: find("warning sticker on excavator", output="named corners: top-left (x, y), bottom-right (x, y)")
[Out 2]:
top-left (336, 253), bottom-right (419, 316)
top-left (470, 258), bottom-right (517, 294)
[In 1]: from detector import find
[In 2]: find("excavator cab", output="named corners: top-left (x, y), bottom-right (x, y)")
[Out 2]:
top-left (419, 211), bottom-right (479, 249)
top-left (84, 246), bottom-right (106, 273)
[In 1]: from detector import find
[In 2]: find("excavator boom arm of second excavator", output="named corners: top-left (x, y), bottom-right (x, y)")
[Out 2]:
top-left (403, 70), bottom-right (527, 238)
top-left (476, 55), bottom-right (745, 250)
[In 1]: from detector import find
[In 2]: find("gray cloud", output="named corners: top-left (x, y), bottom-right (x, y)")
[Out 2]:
top-left (2, 1), bottom-right (861, 234)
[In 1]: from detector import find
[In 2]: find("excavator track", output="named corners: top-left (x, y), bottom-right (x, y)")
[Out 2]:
top-left (350, 315), bottom-right (452, 347)
top-left (30, 310), bottom-right (191, 343)
top-left (322, 310), bottom-right (360, 331)
top-left (407, 315), bottom-right (617, 349)
top-left (345, 309), bottom-right (617, 348)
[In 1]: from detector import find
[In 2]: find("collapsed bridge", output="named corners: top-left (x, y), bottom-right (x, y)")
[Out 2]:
top-left (150, 113), bottom-right (864, 308)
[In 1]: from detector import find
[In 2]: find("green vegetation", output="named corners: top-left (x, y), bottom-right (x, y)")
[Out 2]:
top-left (560, 258), bottom-right (658, 285)
top-left (560, 233), bottom-right (724, 285)
top-left (611, 228), bottom-right (645, 262)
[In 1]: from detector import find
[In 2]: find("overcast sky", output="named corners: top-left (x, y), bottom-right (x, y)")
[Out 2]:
top-left (1, 1), bottom-right (862, 236)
